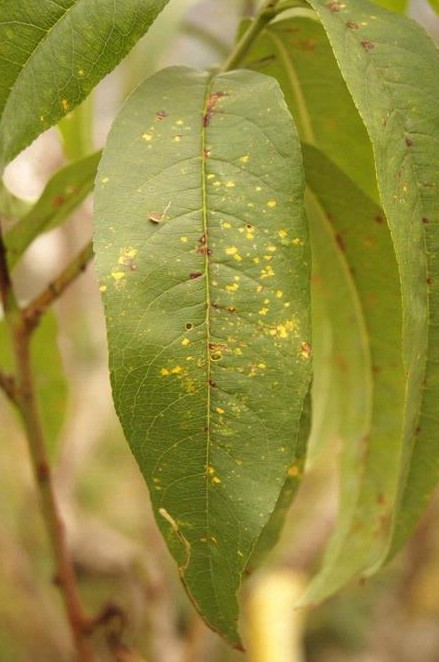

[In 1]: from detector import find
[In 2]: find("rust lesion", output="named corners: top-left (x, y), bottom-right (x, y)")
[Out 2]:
top-left (203, 91), bottom-right (230, 127)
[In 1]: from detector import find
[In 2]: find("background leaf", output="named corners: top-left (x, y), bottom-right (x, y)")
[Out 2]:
top-left (303, 145), bottom-right (405, 602)
top-left (94, 65), bottom-right (311, 645)
top-left (242, 15), bottom-right (378, 202)
top-left (0, 313), bottom-right (68, 460)
top-left (4, 151), bottom-right (101, 269)
top-left (306, 0), bottom-right (439, 562)
top-left (0, 0), bottom-right (169, 167)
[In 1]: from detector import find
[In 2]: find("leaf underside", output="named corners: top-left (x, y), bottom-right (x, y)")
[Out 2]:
top-left (306, 0), bottom-right (439, 563)
top-left (0, 0), bottom-right (169, 166)
top-left (94, 66), bottom-right (311, 644)
top-left (304, 145), bottom-right (404, 602)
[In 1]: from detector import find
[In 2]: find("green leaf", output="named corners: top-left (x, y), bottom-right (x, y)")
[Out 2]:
top-left (303, 145), bottom-right (405, 602)
top-left (0, 180), bottom-right (31, 222)
top-left (427, 0), bottom-right (439, 13)
top-left (247, 387), bottom-right (311, 570)
top-left (306, 0), bottom-right (439, 560)
top-left (0, 0), bottom-right (169, 167)
top-left (0, 313), bottom-right (68, 459)
top-left (242, 15), bottom-right (378, 202)
top-left (371, 0), bottom-right (408, 12)
top-left (94, 66), bottom-right (311, 645)
top-left (4, 152), bottom-right (101, 269)
top-left (58, 96), bottom-right (94, 162)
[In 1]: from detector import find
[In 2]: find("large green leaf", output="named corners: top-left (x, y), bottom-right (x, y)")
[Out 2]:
top-left (4, 151), bottom-right (101, 269)
top-left (303, 145), bottom-right (405, 601)
top-left (306, 0), bottom-right (439, 558)
top-left (242, 15), bottom-right (378, 202)
top-left (94, 66), bottom-right (311, 645)
top-left (0, 0), bottom-right (169, 167)
top-left (0, 313), bottom-right (68, 459)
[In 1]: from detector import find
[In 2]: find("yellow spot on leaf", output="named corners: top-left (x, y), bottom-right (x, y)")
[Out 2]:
top-left (260, 265), bottom-right (275, 279)
top-left (207, 173), bottom-right (215, 179)
top-left (253, 257), bottom-right (260, 264)
top-left (170, 366), bottom-right (182, 374)
top-left (61, 99), bottom-right (69, 111)
top-left (267, 200), bottom-right (277, 208)
top-left (212, 476), bottom-right (221, 485)
top-left (226, 283), bottom-right (239, 292)
top-left (181, 338), bottom-right (190, 346)
top-left (99, 285), bottom-right (107, 293)
top-left (233, 254), bottom-right (242, 262)
top-left (259, 308), bottom-right (269, 315)
top-left (173, 136), bottom-right (182, 142)
top-left (226, 181), bottom-right (235, 188)
top-left (288, 465), bottom-right (300, 477)
top-left (142, 133), bottom-right (153, 141)
top-left (160, 368), bottom-right (170, 376)
top-left (78, 68), bottom-right (84, 76)
top-left (213, 181), bottom-right (221, 187)
top-left (258, 363), bottom-right (266, 369)
top-left (180, 236), bottom-right (188, 243)
top-left (223, 222), bottom-right (231, 229)
top-left (276, 290), bottom-right (283, 298)
top-left (216, 407), bottom-right (225, 415)
top-left (239, 155), bottom-right (249, 163)
top-left (176, 120), bottom-right (184, 125)
top-left (226, 246), bottom-right (238, 255)
top-left (111, 271), bottom-right (125, 280)
top-left (278, 229), bottom-right (288, 239)
top-left (101, 177), bottom-right (109, 184)
top-left (267, 245), bottom-right (276, 252)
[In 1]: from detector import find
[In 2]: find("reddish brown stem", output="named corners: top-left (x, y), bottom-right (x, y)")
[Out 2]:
top-left (0, 222), bottom-right (94, 660)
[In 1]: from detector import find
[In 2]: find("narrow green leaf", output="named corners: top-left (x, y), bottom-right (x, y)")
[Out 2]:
top-left (0, 0), bottom-right (169, 167)
top-left (0, 313), bottom-right (68, 459)
top-left (303, 145), bottom-right (405, 602)
top-left (94, 66), bottom-right (311, 645)
top-left (305, 0), bottom-right (439, 559)
top-left (5, 152), bottom-right (101, 269)
top-left (0, 181), bottom-right (31, 222)
top-left (427, 0), bottom-right (439, 13)
top-left (58, 96), bottom-right (94, 162)
top-left (242, 15), bottom-right (378, 202)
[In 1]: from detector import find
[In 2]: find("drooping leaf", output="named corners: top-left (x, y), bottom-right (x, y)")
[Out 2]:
top-left (306, 0), bottom-right (439, 560)
top-left (0, 313), bottom-right (68, 459)
top-left (5, 152), bottom-right (101, 269)
top-left (303, 145), bottom-right (405, 602)
top-left (94, 66), bottom-right (311, 645)
top-left (242, 15), bottom-right (378, 202)
top-left (0, 0), bottom-right (169, 167)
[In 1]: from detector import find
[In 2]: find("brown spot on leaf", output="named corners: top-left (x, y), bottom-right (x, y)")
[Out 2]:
top-left (426, 276), bottom-right (433, 285)
top-left (203, 148), bottom-right (210, 159)
top-left (51, 196), bottom-right (65, 207)
top-left (374, 215), bottom-right (385, 224)
top-left (208, 379), bottom-right (216, 388)
top-left (195, 246), bottom-right (212, 256)
top-left (326, 0), bottom-right (342, 10)
top-left (299, 39), bottom-right (317, 51)
top-left (422, 217), bottom-right (430, 224)
top-left (185, 323), bottom-right (193, 330)
top-left (346, 20), bottom-right (359, 28)
top-left (190, 272), bottom-right (202, 279)
top-left (203, 91), bottom-right (229, 127)
top-left (405, 137), bottom-right (413, 147)
top-left (226, 306), bottom-right (236, 313)
top-left (199, 234), bottom-right (207, 244)
top-left (361, 40), bottom-right (375, 51)
top-left (155, 110), bottom-right (168, 122)
top-left (335, 233), bottom-right (345, 252)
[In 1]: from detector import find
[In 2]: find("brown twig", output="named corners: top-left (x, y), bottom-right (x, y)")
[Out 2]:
top-left (0, 223), bottom-right (94, 660)
top-left (24, 240), bottom-right (94, 328)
